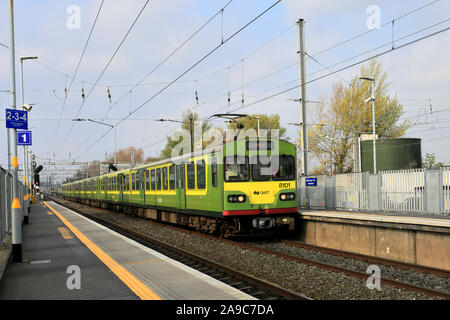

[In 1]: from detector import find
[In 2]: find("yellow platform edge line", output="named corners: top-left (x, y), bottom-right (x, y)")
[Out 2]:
top-left (43, 201), bottom-right (162, 300)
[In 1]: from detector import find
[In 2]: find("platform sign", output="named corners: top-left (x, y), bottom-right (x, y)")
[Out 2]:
top-left (17, 130), bottom-right (32, 145)
top-left (305, 177), bottom-right (318, 187)
top-left (5, 108), bottom-right (28, 130)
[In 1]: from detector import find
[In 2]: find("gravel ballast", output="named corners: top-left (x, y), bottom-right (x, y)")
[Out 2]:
top-left (51, 198), bottom-right (444, 300)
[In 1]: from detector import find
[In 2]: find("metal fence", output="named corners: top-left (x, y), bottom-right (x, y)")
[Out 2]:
top-left (1, 167), bottom-right (29, 244)
top-left (299, 168), bottom-right (449, 215)
top-left (443, 167), bottom-right (450, 214)
top-left (380, 169), bottom-right (425, 213)
top-left (335, 172), bottom-right (369, 210)
top-left (1, 168), bottom-right (10, 243)
top-left (298, 176), bottom-right (327, 209)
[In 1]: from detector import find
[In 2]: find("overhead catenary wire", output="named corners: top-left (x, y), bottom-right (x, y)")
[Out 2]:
top-left (51, 0), bottom-right (105, 150)
top-left (57, 0), bottom-right (152, 155)
top-left (227, 21), bottom-right (450, 115)
top-left (61, 0), bottom-right (447, 164)
top-left (106, 0), bottom-right (236, 115)
top-left (74, 0), bottom-right (283, 161)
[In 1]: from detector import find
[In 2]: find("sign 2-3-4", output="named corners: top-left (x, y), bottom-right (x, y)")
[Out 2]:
top-left (5, 108), bottom-right (28, 130)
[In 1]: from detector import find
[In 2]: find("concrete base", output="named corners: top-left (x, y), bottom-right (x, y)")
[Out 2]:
top-left (296, 214), bottom-right (450, 271)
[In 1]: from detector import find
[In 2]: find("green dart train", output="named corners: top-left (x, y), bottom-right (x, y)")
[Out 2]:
top-left (60, 139), bottom-right (298, 236)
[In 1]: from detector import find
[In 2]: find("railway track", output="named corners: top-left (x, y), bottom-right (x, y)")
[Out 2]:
top-left (45, 195), bottom-right (310, 300)
top-left (47, 194), bottom-right (449, 300)
top-left (279, 240), bottom-right (450, 279)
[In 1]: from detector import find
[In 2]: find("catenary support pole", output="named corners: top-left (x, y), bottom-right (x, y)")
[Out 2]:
top-left (8, 0), bottom-right (22, 262)
top-left (19, 58), bottom-right (29, 223)
top-left (297, 19), bottom-right (308, 176)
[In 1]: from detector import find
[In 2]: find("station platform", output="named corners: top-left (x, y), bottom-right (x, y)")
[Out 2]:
top-left (0, 200), bottom-right (253, 300)
top-left (298, 210), bottom-right (450, 229)
top-left (296, 209), bottom-right (450, 271)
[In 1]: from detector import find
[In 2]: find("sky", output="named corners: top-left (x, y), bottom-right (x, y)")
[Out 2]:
top-left (1, 0), bottom-right (450, 181)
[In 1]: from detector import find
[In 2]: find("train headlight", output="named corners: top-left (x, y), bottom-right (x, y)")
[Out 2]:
top-left (280, 193), bottom-right (295, 201)
top-left (228, 194), bottom-right (246, 203)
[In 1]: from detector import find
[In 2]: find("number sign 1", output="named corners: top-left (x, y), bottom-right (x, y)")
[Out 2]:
top-left (17, 131), bottom-right (32, 145)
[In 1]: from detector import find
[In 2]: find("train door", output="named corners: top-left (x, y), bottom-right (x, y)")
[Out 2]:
top-left (176, 163), bottom-right (186, 209)
top-left (103, 177), bottom-right (107, 200)
top-left (138, 169), bottom-right (145, 205)
top-left (118, 174), bottom-right (124, 203)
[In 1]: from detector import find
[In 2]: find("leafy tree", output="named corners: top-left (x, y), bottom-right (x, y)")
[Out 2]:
top-left (226, 114), bottom-right (286, 140)
top-left (160, 109), bottom-right (212, 159)
top-left (299, 59), bottom-right (411, 174)
top-left (106, 146), bottom-right (144, 164)
top-left (145, 156), bottom-right (161, 163)
top-left (422, 153), bottom-right (445, 169)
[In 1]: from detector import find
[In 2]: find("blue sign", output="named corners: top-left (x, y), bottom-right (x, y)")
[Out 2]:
top-left (305, 177), bottom-right (318, 187)
top-left (5, 108), bottom-right (28, 130)
top-left (17, 131), bottom-right (32, 145)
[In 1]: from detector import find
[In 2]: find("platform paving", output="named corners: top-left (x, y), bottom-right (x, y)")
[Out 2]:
top-left (0, 200), bottom-right (138, 300)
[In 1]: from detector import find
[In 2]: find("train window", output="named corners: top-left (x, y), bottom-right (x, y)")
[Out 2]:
top-left (211, 157), bottom-right (218, 187)
top-left (145, 171), bottom-right (150, 190)
top-left (169, 165), bottom-right (175, 190)
top-left (156, 168), bottom-right (162, 190)
top-left (132, 173), bottom-right (137, 190)
top-left (251, 156), bottom-right (271, 181)
top-left (197, 160), bottom-right (206, 189)
top-left (224, 156), bottom-right (249, 182)
top-left (151, 170), bottom-right (156, 190)
top-left (187, 162), bottom-right (195, 189)
top-left (176, 165), bottom-right (180, 189)
top-left (272, 155), bottom-right (295, 180)
top-left (180, 164), bottom-right (185, 188)
top-left (162, 167), bottom-right (168, 190)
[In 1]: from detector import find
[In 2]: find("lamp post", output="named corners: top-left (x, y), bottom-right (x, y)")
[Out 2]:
top-left (19, 56), bottom-right (37, 222)
top-left (72, 118), bottom-right (116, 166)
top-left (359, 76), bottom-right (377, 174)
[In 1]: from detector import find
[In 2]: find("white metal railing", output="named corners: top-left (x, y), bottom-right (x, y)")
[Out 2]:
top-left (380, 168), bottom-right (425, 212)
top-left (335, 172), bottom-right (368, 210)
top-left (443, 167), bottom-right (450, 214)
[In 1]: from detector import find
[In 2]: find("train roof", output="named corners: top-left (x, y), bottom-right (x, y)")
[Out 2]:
top-left (63, 138), bottom-right (295, 184)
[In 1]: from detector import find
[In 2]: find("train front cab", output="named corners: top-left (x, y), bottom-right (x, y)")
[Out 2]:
top-left (222, 139), bottom-right (297, 234)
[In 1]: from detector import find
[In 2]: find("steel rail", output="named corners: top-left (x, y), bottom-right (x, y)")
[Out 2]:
top-left (49, 194), bottom-right (449, 300)
top-left (45, 195), bottom-right (310, 300)
top-left (280, 240), bottom-right (450, 279)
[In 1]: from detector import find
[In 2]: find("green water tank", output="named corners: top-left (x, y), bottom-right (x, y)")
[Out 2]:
top-left (360, 138), bottom-right (421, 173)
